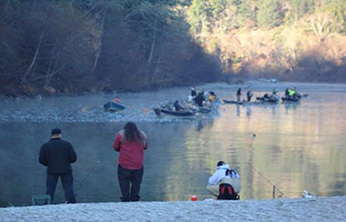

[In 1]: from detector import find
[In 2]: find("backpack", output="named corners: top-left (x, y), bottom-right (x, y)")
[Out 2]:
top-left (225, 169), bottom-right (238, 178)
top-left (217, 183), bottom-right (239, 200)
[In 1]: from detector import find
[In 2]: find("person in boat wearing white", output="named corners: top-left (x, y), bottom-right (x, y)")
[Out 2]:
top-left (206, 161), bottom-right (241, 197)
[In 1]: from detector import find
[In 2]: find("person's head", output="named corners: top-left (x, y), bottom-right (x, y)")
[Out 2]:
top-left (114, 98), bottom-right (120, 102)
top-left (123, 122), bottom-right (142, 143)
top-left (217, 161), bottom-right (226, 167)
top-left (51, 128), bottom-right (62, 138)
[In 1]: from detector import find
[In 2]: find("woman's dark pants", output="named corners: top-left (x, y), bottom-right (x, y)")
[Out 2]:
top-left (117, 165), bottom-right (144, 202)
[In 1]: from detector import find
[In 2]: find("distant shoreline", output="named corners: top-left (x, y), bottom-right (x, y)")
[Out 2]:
top-left (1, 80), bottom-right (346, 99)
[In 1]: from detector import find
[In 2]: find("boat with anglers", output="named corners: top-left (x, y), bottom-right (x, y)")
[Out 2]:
top-left (153, 108), bottom-right (196, 117)
top-left (256, 96), bottom-right (279, 103)
top-left (281, 96), bottom-right (300, 102)
top-left (103, 101), bottom-right (126, 112)
top-left (223, 99), bottom-right (264, 105)
top-left (222, 99), bottom-right (244, 105)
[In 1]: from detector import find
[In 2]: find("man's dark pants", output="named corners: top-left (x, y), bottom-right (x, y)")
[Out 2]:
top-left (46, 171), bottom-right (76, 203)
top-left (118, 165), bottom-right (144, 202)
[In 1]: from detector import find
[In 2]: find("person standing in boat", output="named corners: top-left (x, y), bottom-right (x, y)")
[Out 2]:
top-left (288, 88), bottom-right (295, 98)
top-left (39, 128), bottom-right (77, 204)
top-left (113, 122), bottom-right (148, 202)
top-left (293, 87), bottom-right (301, 98)
top-left (236, 88), bottom-right (242, 101)
top-left (208, 91), bottom-right (217, 103)
top-left (246, 90), bottom-right (253, 101)
top-left (285, 88), bottom-right (290, 97)
top-left (194, 91), bottom-right (205, 107)
top-left (191, 86), bottom-right (197, 97)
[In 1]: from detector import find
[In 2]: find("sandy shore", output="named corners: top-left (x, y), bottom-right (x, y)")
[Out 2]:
top-left (1, 196), bottom-right (346, 222)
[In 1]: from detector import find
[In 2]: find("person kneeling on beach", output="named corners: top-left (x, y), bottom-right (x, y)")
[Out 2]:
top-left (206, 161), bottom-right (241, 200)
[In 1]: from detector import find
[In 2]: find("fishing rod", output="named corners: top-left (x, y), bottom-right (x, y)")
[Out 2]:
top-left (246, 161), bottom-right (287, 198)
top-left (234, 143), bottom-right (288, 199)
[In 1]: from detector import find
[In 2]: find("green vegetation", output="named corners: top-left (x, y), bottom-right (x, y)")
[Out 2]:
top-left (1, 0), bottom-right (346, 96)
top-left (186, 0), bottom-right (346, 81)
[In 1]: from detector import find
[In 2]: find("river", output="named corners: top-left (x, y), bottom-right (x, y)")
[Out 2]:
top-left (0, 81), bottom-right (346, 206)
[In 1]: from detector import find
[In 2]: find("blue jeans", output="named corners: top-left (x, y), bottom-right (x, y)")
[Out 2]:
top-left (117, 165), bottom-right (144, 202)
top-left (46, 172), bottom-right (76, 203)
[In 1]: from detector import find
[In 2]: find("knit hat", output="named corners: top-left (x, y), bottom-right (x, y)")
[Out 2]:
top-left (217, 161), bottom-right (225, 167)
top-left (51, 128), bottom-right (62, 135)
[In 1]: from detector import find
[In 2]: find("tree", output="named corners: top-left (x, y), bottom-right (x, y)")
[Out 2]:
top-left (187, 0), bottom-right (209, 37)
top-left (257, 0), bottom-right (281, 29)
top-left (237, 0), bottom-right (254, 27)
top-left (288, 0), bottom-right (308, 24)
top-left (302, 12), bottom-right (334, 36)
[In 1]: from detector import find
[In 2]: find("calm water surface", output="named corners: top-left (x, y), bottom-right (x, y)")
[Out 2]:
top-left (0, 82), bottom-right (346, 206)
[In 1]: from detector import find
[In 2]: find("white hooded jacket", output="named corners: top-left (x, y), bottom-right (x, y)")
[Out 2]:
top-left (208, 164), bottom-right (240, 185)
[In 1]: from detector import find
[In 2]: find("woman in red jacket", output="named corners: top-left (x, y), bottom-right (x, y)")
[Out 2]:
top-left (113, 122), bottom-right (148, 202)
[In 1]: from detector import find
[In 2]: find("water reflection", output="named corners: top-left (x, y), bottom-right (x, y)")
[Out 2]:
top-left (283, 101), bottom-right (301, 113)
top-left (246, 106), bottom-right (252, 117)
top-left (195, 119), bottom-right (203, 131)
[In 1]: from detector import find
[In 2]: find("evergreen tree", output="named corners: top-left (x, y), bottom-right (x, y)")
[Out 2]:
top-left (237, 0), bottom-right (254, 27)
top-left (323, 0), bottom-right (346, 32)
top-left (257, 0), bottom-right (280, 29)
top-left (210, 0), bottom-right (225, 18)
top-left (187, 0), bottom-right (209, 35)
top-left (289, 0), bottom-right (308, 24)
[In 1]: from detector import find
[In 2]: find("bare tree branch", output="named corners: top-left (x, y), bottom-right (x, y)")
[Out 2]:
top-left (21, 31), bottom-right (45, 84)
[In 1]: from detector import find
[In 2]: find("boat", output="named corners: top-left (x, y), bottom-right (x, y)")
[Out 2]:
top-left (223, 100), bottom-right (263, 105)
top-left (281, 96), bottom-right (300, 102)
top-left (223, 99), bottom-right (243, 105)
top-left (241, 101), bottom-right (264, 106)
top-left (103, 102), bottom-right (126, 112)
top-left (297, 94), bottom-right (308, 98)
top-left (256, 96), bottom-right (279, 103)
top-left (196, 107), bottom-right (212, 114)
top-left (153, 108), bottom-right (196, 117)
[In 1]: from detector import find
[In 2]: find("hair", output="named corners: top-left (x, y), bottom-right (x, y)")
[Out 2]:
top-left (123, 122), bottom-right (143, 144)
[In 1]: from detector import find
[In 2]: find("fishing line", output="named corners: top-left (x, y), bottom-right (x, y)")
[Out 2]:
top-left (233, 142), bottom-right (287, 198)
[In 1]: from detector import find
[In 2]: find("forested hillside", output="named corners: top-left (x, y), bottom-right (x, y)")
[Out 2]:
top-left (0, 0), bottom-right (221, 96)
top-left (1, 0), bottom-right (346, 96)
top-left (187, 0), bottom-right (346, 82)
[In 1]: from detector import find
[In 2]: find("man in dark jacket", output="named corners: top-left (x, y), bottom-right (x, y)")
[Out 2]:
top-left (39, 128), bottom-right (77, 203)
top-left (194, 92), bottom-right (205, 107)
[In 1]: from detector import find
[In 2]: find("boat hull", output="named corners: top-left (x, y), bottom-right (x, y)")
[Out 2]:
top-left (281, 97), bottom-right (300, 102)
top-left (103, 102), bottom-right (126, 112)
top-left (154, 108), bottom-right (195, 117)
top-left (223, 100), bottom-right (243, 105)
top-left (256, 97), bottom-right (279, 103)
